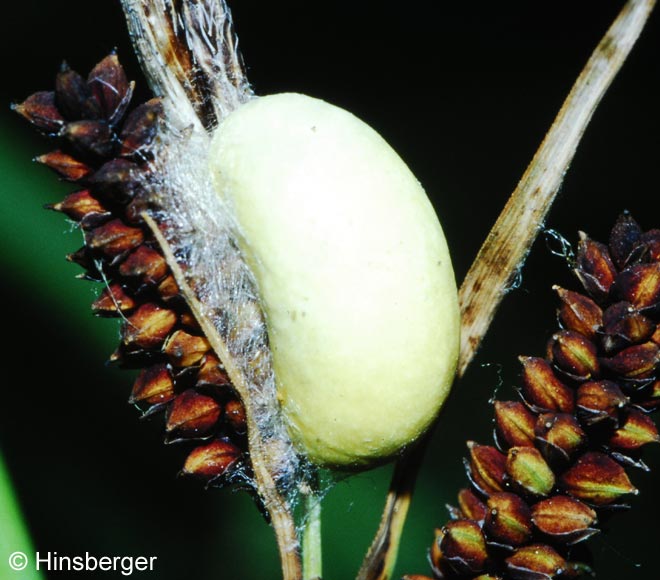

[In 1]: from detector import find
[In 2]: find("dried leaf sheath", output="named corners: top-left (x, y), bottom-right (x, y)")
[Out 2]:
top-left (120, 0), bottom-right (252, 130)
top-left (406, 215), bottom-right (660, 580)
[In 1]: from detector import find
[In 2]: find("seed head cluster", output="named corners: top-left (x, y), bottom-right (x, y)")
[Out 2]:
top-left (406, 215), bottom-right (660, 580)
top-left (14, 54), bottom-right (248, 486)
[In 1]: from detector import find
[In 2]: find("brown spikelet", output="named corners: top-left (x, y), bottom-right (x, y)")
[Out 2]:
top-left (483, 492), bottom-right (533, 547)
top-left (410, 215), bottom-right (660, 579)
top-left (465, 442), bottom-right (507, 496)
top-left (87, 53), bottom-right (134, 124)
top-left (181, 439), bottom-right (241, 484)
top-left (49, 189), bottom-right (109, 221)
top-left (531, 495), bottom-right (598, 545)
top-left (12, 91), bottom-right (64, 134)
top-left (15, 54), bottom-right (249, 487)
top-left (36, 150), bottom-right (92, 180)
top-left (494, 401), bottom-right (536, 449)
top-left (92, 283), bottom-right (136, 316)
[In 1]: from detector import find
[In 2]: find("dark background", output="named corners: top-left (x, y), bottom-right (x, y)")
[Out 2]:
top-left (1, 1), bottom-right (659, 579)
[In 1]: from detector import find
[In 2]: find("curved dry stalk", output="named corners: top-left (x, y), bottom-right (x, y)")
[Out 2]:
top-left (357, 1), bottom-right (657, 578)
top-left (458, 0), bottom-right (656, 376)
top-left (144, 214), bottom-right (302, 580)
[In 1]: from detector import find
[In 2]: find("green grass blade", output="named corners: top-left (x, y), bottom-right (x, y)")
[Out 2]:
top-left (0, 451), bottom-right (44, 579)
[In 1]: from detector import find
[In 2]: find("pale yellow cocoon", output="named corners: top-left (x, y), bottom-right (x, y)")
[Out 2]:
top-left (209, 93), bottom-right (459, 468)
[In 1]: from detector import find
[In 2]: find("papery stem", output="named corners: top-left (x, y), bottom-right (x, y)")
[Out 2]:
top-left (357, 1), bottom-right (657, 578)
top-left (356, 441), bottom-right (425, 580)
top-left (457, 0), bottom-right (656, 376)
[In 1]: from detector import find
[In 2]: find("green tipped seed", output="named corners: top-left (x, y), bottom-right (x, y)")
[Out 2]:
top-left (209, 93), bottom-right (459, 467)
top-left (507, 447), bottom-right (555, 497)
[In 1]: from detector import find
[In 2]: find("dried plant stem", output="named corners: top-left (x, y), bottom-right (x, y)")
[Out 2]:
top-left (458, 0), bottom-right (655, 376)
top-left (121, 0), bottom-right (252, 130)
top-left (143, 213), bottom-right (303, 580)
top-left (356, 441), bottom-right (425, 580)
top-left (357, 1), bottom-right (656, 578)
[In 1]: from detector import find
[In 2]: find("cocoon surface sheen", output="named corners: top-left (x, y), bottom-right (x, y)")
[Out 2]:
top-left (209, 93), bottom-right (459, 468)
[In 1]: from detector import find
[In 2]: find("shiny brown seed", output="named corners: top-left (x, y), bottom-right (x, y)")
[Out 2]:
top-left (181, 439), bottom-right (240, 481)
top-left (224, 398), bottom-right (247, 434)
top-left (609, 212), bottom-right (643, 269)
top-left (519, 357), bottom-right (574, 413)
top-left (484, 492), bottom-right (533, 546)
top-left (601, 341), bottom-right (660, 378)
top-left (531, 495), bottom-right (598, 545)
top-left (609, 408), bottom-right (660, 451)
top-left (506, 447), bottom-right (555, 498)
top-left (123, 198), bottom-right (153, 227)
top-left (66, 246), bottom-right (99, 276)
top-left (466, 442), bottom-right (507, 496)
top-left (576, 380), bottom-right (628, 425)
top-left (166, 389), bottom-right (221, 438)
top-left (48, 189), bottom-right (108, 221)
top-left (554, 286), bottom-right (602, 340)
top-left (548, 330), bottom-right (599, 380)
top-left (85, 219), bottom-right (144, 257)
top-left (118, 245), bottom-right (168, 285)
top-left (197, 354), bottom-right (231, 388)
top-left (123, 303), bottom-right (177, 349)
top-left (55, 62), bottom-right (101, 119)
top-left (454, 488), bottom-right (487, 524)
top-left (62, 119), bottom-right (115, 158)
top-left (440, 520), bottom-right (489, 575)
top-left (157, 275), bottom-right (181, 302)
top-left (574, 233), bottom-right (618, 302)
top-left (130, 363), bottom-right (175, 405)
top-left (505, 543), bottom-right (567, 580)
top-left (601, 301), bottom-right (655, 352)
top-left (87, 158), bottom-right (143, 201)
top-left (535, 413), bottom-right (586, 463)
top-left (163, 330), bottom-right (210, 367)
top-left (642, 228), bottom-right (660, 261)
top-left (615, 263), bottom-right (660, 310)
top-left (494, 401), bottom-right (536, 449)
top-left (92, 283), bottom-right (136, 315)
top-left (120, 98), bottom-right (163, 157)
top-left (560, 451), bottom-right (637, 506)
top-left (87, 53), bottom-right (133, 123)
top-left (13, 91), bottom-right (64, 133)
top-left (36, 150), bottom-right (92, 181)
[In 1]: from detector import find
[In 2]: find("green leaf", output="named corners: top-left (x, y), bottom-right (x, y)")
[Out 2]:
top-left (0, 451), bottom-right (44, 579)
